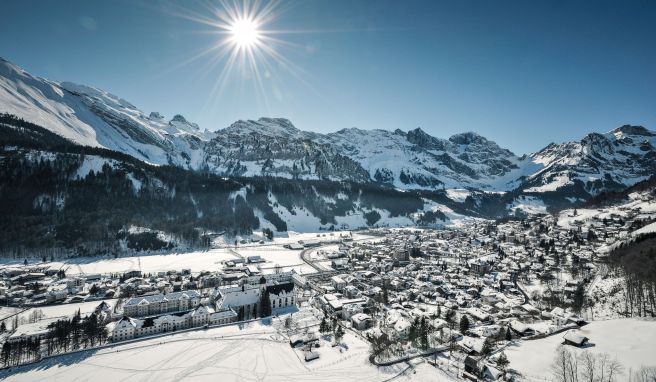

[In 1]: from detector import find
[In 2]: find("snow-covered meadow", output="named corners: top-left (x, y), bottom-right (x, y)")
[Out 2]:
top-left (18, 231), bottom-right (375, 276)
top-left (0, 316), bottom-right (452, 382)
top-left (506, 318), bottom-right (656, 381)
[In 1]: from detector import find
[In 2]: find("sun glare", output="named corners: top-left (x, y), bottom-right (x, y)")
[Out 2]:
top-left (230, 18), bottom-right (260, 48)
top-left (165, 0), bottom-right (309, 111)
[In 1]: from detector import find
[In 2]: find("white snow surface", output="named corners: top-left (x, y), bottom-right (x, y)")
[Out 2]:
top-left (0, 316), bottom-right (452, 382)
top-left (506, 318), bottom-right (656, 381)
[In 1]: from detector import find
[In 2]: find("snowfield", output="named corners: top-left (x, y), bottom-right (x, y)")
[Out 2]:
top-left (506, 318), bottom-right (656, 381)
top-left (39, 231), bottom-right (375, 276)
top-left (0, 317), bottom-right (453, 382)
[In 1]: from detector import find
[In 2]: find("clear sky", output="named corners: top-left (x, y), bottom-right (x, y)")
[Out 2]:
top-left (1, 0), bottom-right (655, 154)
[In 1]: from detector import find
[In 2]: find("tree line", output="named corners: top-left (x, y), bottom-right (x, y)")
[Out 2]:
top-left (608, 234), bottom-right (656, 317)
top-left (1, 310), bottom-right (108, 368)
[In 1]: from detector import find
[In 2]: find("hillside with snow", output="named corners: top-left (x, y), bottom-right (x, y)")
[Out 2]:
top-left (2, 57), bottom-right (656, 216)
top-left (0, 58), bottom-right (212, 167)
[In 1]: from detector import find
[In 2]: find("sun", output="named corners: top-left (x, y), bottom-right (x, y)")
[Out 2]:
top-left (164, 0), bottom-right (309, 111)
top-left (229, 17), bottom-right (260, 48)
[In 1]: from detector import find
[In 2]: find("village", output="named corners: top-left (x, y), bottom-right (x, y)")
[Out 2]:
top-left (0, 198), bottom-right (655, 381)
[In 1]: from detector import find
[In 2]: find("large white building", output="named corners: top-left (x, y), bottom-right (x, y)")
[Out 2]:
top-left (122, 290), bottom-right (201, 317)
top-left (109, 304), bottom-right (237, 342)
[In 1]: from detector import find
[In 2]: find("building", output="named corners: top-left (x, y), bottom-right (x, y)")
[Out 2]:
top-left (330, 276), bottom-right (346, 291)
top-left (351, 313), bottom-right (373, 330)
top-left (123, 290), bottom-right (201, 317)
top-left (267, 283), bottom-right (295, 311)
top-left (109, 305), bottom-right (238, 342)
top-left (563, 331), bottom-right (589, 347)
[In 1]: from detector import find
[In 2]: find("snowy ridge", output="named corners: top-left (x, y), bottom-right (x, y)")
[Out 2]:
top-left (525, 126), bottom-right (656, 195)
top-left (2, 57), bottom-right (655, 215)
top-left (0, 57), bottom-right (212, 168)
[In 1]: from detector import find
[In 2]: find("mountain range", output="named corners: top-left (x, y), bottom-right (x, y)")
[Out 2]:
top-left (1, 56), bottom-right (655, 255)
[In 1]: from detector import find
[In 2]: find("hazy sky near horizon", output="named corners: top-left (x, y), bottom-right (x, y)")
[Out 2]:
top-left (1, 0), bottom-right (655, 154)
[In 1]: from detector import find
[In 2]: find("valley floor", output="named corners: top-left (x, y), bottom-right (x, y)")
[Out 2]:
top-left (2, 231), bottom-right (374, 277)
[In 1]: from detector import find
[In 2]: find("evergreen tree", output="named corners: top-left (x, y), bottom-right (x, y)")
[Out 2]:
top-left (572, 284), bottom-right (585, 313)
top-left (496, 351), bottom-right (509, 373)
top-left (1, 342), bottom-right (10, 366)
top-left (259, 290), bottom-right (272, 317)
top-left (459, 315), bottom-right (470, 334)
top-left (409, 318), bottom-right (419, 346)
top-left (482, 337), bottom-right (494, 356)
top-left (445, 309), bottom-right (456, 330)
top-left (334, 325), bottom-right (345, 343)
top-left (89, 284), bottom-right (99, 295)
top-left (420, 317), bottom-right (429, 350)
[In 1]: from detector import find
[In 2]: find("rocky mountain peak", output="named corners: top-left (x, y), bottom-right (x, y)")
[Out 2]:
top-left (170, 114), bottom-right (188, 123)
top-left (406, 127), bottom-right (446, 150)
top-left (448, 131), bottom-right (487, 145)
top-left (611, 125), bottom-right (654, 137)
top-left (149, 112), bottom-right (164, 120)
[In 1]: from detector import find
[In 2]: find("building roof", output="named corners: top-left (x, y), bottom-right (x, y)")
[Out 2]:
top-left (563, 331), bottom-right (589, 345)
top-left (124, 290), bottom-right (200, 307)
top-left (266, 283), bottom-right (294, 296)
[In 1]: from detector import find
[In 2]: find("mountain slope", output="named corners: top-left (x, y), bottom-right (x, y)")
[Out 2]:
top-left (518, 126), bottom-right (656, 196)
top-left (0, 58), bottom-right (212, 167)
top-left (0, 114), bottom-right (470, 257)
top-left (1, 57), bottom-right (655, 215)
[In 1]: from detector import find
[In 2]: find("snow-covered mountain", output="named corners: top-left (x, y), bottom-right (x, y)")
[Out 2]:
top-left (2, 57), bottom-right (655, 213)
top-left (202, 121), bottom-right (538, 190)
top-left (0, 57), bottom-right (212, 167)
top-left (521, 126), bottom-right (656, 196)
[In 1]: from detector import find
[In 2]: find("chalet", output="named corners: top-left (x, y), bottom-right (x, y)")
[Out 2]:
top-left (509, 320), bottom-right (535, 337)
top-left (563, 331), bottom-right (589, 347)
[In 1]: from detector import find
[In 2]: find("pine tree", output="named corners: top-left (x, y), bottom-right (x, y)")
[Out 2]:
top-left (409, 318), bottom-right (418, 345)
top-left (459, 315), bottom-right (470, 334)
top-left (496, 351), bottom-right (509, 372)
top-left (420, 317), bottom-right (429, 350)
top-left (259, 290), bottom-right (272, 317)
top-left (334, 325), bottom-right (345, 343)
top-left (482, 337), bottom-right (494, 355)
top-left (1, 342), bottom-right (10, 367)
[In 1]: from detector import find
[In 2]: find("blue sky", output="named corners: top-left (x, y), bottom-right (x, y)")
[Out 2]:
top-left (1, 0), bottom-right (655, 153)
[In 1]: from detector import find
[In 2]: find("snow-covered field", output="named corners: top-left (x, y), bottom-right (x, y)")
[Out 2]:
top-left (506, 318), bottom-right (656, 381)
top-left (0, 307), bottom-right (22, 321)
top-left (30, 231), bottom-right (375, 276)
top-left (8, 300), bottom-right (119, 324)
top-left (0, 316), bottom-right (452, 382)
